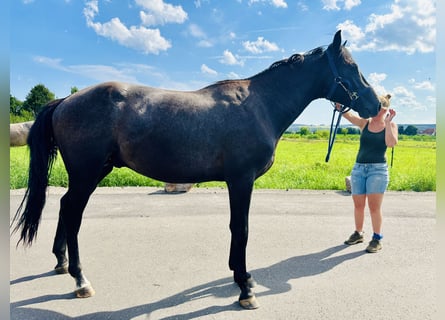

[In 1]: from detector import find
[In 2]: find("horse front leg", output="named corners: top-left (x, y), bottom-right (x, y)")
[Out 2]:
top-left (227, 177), bottom-right (259, 309)
top-left (60, 189), bottom-right (95, 298)
top-left (52, 215), bottom-right (68, 274)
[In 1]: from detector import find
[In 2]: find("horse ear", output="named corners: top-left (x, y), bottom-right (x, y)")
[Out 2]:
top-left (332, 30), bottom-right (342, 52)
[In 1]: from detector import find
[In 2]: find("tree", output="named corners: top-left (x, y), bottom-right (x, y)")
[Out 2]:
top-left (398, 125), bottom-right (405, 135)
top-left (404, 125), bottom-right (418, 136)
top-left (347, 127), bottom-right (360, 135)
top-left (71, 86), bottom-right (79, 94)
top-left (10, 94), bottom-right (23, 114)
top-left (22, 84), bottom-right (55, 115)
top-left (315, 129), bottom-right (329, 139)
top-left (299, 127), bottom-right (310, 136)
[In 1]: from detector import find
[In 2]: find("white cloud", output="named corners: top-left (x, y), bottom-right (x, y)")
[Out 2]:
top-left (187, 24), bottom-right (213, 48)
top-left (219, 50), bottom-right (244, 66)
top-left (392, 85), bottom-right (426, 111)
top-left (336, 20), bottom-right (365, 44)
top-left (322, 0), bottom-right (340, 10)
top-left (87, 17), bottom-right (171, 54)
top-left (137, 0), bottom-right (188, 26)
top-left (365, 5), bottom-right (403, 33)
top-left (33, 56), bottom-right (65, 70)
top-left (227, 72), bottom-right (241, 79)
top-left (33, 55), bottom-right (140, 83)
top-left (368, 72), bottom-right (388, 96)
top-left (366, 74), bottom-right (434, 115)
top-left (201, 64), bottom-right (218, 76)
top-left (242, 37), bottom-right (279, 54)
top-left (83, 0), bottom-right (191, 54)
top-left (68, 64), bottom-right (139, 83)
top-left (248, 0), bottom-right (287, 8)
top-left (368, 72), bottom-right (387, 83)
top-left (409, 79), bottom-right (435, 91)
top-left (197, 40), bottom-right (213, 48)
top-left (337, 0), bottom-right (435, 54)
top-left (344, 0), bottom-right (361, 10)
top-left (322, 0), bottom-right (360, 11)
top-left (83, 0), bottom-right (98, 21)
top-left (188, 24), bottom-right (206, 38)
top-left (297, 1), bottom-right (309, 11)
top-left (272, 0), bottom-right (288, 8)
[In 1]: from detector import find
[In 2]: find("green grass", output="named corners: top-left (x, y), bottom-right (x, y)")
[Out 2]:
top-left (10, 137), bottom-right (436, 191)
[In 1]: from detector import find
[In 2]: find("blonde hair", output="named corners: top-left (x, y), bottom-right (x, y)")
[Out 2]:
top-left (379, 94), bottom-right (391, 109)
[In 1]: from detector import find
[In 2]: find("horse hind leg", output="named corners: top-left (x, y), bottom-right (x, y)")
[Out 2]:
top-left (58, 184), bottom-right (96, 298)
top-left (57, 162), bottom-right (114, 298)
top-left (51, 162), bottom-right (113, 278)
top-left (52, 216), bottom-right (68, 274)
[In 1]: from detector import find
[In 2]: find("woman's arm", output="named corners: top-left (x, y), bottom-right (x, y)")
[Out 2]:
top-left (336, 104), bottom-right (368, 130)
top-left (385, 109), bottom-right (398, 147)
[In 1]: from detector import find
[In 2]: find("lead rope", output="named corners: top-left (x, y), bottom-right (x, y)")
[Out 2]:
top-left (325, 104), bottom-right (395, 167)
top-left (325, 103), bottom-right (350, 162)
top-left (390, 147), bottom-right (394, 168)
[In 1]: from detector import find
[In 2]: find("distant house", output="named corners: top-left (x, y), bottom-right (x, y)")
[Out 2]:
top-left (420, 128), bottom-right (436, 136)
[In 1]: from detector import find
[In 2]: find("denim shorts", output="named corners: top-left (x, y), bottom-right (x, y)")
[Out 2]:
top-left (350, 163), bottom-right (389, 195)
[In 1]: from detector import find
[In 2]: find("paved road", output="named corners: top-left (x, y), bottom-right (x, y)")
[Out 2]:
top-left (10, 187), bottom-right (436, 319)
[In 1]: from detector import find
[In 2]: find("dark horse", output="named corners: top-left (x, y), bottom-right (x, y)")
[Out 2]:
top-left (12, 30), bottom-right (380, 309)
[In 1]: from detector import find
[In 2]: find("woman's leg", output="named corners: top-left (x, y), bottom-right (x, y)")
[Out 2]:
top-left (367, 193), bottom-right (384, 235)
top-left (352, 194), bottom-right (366, 232)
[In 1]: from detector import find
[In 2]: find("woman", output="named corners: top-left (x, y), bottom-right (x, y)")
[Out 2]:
top-left (338, 94), bottom-right (398, 253)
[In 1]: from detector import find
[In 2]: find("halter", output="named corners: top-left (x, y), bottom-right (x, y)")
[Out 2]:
top-left (325, 48), bottom-right (357, 162)
top-left (325, 49), bottom-right (360, 108)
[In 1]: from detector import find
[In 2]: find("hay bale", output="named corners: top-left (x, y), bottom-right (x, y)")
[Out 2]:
top-left (345, 176), bottom-right (352, 193)
top-left (164, 183), bottom-right (193, 193)
top-left (10, 121), bottom-right (34, 146)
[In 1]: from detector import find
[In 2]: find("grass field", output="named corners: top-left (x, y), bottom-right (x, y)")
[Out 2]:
top-left (10, 137), bottom-right (436, 191)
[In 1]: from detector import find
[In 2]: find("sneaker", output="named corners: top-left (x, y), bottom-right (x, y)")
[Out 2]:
top-left (366, 239), bottom-right (382, 253)
top-left (344, 231), bottom-right (364, 245)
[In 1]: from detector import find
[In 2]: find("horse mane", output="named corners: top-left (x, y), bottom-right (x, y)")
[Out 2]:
top-left (205, 46), bottom-right (328, 88)
top-left (247, 46), bottom-right (326, 80)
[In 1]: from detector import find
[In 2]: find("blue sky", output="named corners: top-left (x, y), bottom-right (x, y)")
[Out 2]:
top-left (10, 0), bottom-right (435, 124)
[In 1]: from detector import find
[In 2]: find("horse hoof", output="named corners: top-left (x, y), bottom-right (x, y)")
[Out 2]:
top-left (75, 285), bottom-right (95, 298)
top-left (239, 296), bottom-right (260, 310)
top-left (54, 264), bottom-right (68, 274)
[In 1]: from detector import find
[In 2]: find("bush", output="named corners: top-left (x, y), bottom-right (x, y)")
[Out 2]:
top-left (10, 110), bottom-right (35, 123)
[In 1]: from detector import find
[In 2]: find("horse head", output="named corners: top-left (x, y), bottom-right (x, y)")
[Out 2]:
top-left (325, 30), bottom-right (380, 118)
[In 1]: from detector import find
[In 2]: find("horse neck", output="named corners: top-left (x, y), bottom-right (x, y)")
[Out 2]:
top-left (250, 61), bottom-right (326, 139)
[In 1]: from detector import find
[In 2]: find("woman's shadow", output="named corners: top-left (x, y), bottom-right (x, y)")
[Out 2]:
top-left (10, 244), bottom-right (365, 320)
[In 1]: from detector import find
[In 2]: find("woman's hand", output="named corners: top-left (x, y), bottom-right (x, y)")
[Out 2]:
top-left (385, 109), bottom-right (396, 124)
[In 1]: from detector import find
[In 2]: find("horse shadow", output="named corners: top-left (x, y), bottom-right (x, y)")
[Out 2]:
top-left (10, 270), bottom-right (57, 285)
top-left (10, 244), bottom-right (365, 319)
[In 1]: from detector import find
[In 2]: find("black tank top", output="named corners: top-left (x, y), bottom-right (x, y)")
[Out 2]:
top-left (356, 122), bottom-right (387, 163)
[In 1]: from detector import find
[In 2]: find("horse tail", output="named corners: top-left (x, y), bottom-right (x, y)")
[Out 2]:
top-left (11, 98), bottom-right (64, 246)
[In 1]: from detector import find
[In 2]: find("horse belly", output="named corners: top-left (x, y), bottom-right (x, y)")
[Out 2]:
top-left (119, 137), bottom-right (225, 183)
